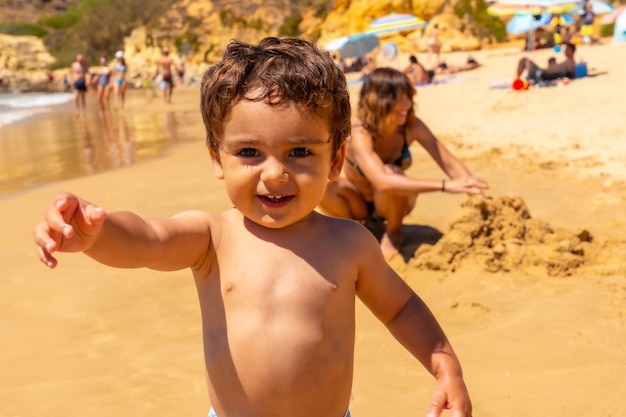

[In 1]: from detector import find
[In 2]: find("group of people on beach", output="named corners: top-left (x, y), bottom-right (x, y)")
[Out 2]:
top-left (35, 36), bottom-right (484, 417)
top-left (70, 49), bottom-right (185, 115)
top-left (69, 51), bottom-right (128, 114)
top-left (524, 0), bottom-right (601, 51)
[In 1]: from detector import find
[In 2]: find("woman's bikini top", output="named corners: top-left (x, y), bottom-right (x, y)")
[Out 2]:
top-left (346, 126), bottom-right (412, 177)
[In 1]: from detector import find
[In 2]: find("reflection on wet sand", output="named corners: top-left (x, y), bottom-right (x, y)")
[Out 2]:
top-left (76, 116), bottom-right (96, 174)
top-left (163, 111), bottom-right (178, 145)
top-left (99, 110), bottom-right (132, 169)
top-left (0, 96), bottom-right (190, 197)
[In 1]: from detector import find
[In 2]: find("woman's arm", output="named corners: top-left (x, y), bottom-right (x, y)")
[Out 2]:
top-left (410, 117), bottom-right (474, 179)
top-left (350, 125), bottom-right (487, 196)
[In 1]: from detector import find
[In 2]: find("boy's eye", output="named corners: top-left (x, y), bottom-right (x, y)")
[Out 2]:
top-left (290, 148), bottom-right (311, 157)
top-left (237, 148), bottom-right (259, 157)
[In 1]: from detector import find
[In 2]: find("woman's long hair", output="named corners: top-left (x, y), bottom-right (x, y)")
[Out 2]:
top-left (358, 67), bottom-right (416, 138)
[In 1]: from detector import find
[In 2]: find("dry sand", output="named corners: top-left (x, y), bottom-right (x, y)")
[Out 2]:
top-left (1, 41), bottom-right (625, 417)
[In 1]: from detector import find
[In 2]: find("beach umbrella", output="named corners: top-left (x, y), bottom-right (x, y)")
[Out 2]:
top-left (488, 0), bottom-right (580, 43)
top-left (489, 0), bottom-right (579, 78)
top-left (506, 12), bottom-right (552, 34)
top-left (576, 0), bottom-right (614, 14)
top-left (365, 13), bottom-right (427, 35)
top-left (324, 32), bottom-right (380, 59)
top-left (548, 13), bottom-right (577, 26)
top-left (488, 0), bottom-right (579, 16)
top-left (505, 11), bottom-right (575, 34)
top-left (600, 5), bottom-right (625, 24)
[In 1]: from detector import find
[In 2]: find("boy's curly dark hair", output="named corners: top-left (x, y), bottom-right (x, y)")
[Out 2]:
top-left (200, 37), bottom-right (351, 160)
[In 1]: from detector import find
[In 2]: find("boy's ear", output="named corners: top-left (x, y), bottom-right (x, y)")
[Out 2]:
top-left (209, 148), bottom-right (224, 179)
top-left (328, 142), bottom-right (346, 181)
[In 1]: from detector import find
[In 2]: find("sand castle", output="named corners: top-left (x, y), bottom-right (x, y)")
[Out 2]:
top-left (411, 195), bottom-right (606, 277)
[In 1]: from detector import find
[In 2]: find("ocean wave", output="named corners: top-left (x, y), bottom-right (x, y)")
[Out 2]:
top-left (0, 108), bottom-right (51, 129)
top-left (0, 92), bottom-right (73, 129)
top-left (0, 92), bottom-right (73, 109)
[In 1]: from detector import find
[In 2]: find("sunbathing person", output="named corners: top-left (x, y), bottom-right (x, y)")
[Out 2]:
top-left (404, 55), bottom-right (481, 86)
top-left (547, 57), bottom-right (557, 70)
top-left (437, 56), bottom-right (481, 75)
top-left (402, 55), bottom-right (433, 85)
top-left (516, 42), bottom-right (576, 81)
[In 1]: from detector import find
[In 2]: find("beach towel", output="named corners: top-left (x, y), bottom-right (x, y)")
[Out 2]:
top-left (415, 74), bottom-right (476, 88)
top-left (486, 78), bottom-right (515, 90)
top-left (486, 77), bottom-right (564, 90)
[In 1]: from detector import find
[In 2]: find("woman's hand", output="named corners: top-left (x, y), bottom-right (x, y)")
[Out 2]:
top-left (444, 176), bottom-right (488, 196)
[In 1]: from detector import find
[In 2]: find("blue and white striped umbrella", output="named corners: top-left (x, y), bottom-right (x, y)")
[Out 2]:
top-left (324, 32), bottom-right (380, 59)
top-left (365, 13), bottom-right (427, 35)
top-left (506, 12), bottom-right (552, 34)
top-left (506, 11), bottom-right (576, 33)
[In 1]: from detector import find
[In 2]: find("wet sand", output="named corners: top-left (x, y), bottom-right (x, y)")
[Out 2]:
top-left (0, 88), bottom-right (200, 197)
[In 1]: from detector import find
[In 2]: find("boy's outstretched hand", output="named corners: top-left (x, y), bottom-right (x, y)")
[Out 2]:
top-left (34, 192), bottom-right (106, 268)
top-left (427, 375), bottom-right (473, 417)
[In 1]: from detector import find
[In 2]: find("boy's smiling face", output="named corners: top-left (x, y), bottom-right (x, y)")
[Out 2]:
top-left (211, 99), bottom-right (345, 228)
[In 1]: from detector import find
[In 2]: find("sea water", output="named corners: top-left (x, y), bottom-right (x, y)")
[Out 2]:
top-left (0, 92), bottom-right (74, 129)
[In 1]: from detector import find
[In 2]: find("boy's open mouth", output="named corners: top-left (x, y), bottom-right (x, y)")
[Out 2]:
top-left (259, 195), bottom-right (293, 203)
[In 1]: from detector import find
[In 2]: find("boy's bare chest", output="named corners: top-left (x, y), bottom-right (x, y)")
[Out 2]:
top-left (208, 227), bottom-right (354, 313)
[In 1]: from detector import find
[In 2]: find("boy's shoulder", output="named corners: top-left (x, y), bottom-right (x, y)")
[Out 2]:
top-left (313, 212), bottom-right (378, 246)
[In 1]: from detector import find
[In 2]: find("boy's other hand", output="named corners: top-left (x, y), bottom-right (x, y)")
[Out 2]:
top-left (427, 375), bottom-right (472, 417)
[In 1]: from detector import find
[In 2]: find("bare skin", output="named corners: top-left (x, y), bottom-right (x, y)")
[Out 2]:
top-left (403, 60), bottom-right (431, 85)
top-left (320, 95), bottom-right (488, 261)
top-left (112, 57), bottom-right (127, 111)
top-left (34, 100), bottom-right (472, 417)
top-left (157, 51), bottom-right (174, 103)
top-left (70, 54), bottom-right (88, 115)
top-left (516, 43), bottom-right (576, 79)
top-left (96, 57), bottom-right (111, 111)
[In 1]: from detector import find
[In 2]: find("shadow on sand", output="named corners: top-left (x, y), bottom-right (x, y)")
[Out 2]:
top-left (364, 218), bottom-right (444, 263)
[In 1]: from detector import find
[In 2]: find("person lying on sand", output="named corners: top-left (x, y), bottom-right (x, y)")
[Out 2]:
top-left (403, 55), bottom-right (434, 85)
top-left (436, 56), bottom-right (481, 75)
top-left (404, 55), bottom-right (481, 86)
top-left (516, 42), bottom-right (576, 81)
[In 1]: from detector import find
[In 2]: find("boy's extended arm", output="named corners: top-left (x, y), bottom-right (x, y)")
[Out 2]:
top-left (34, 192), bottom-right (210, 271)
top-left (355, 229), bottom-right (472, 417)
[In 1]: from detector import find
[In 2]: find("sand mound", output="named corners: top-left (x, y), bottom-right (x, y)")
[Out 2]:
top-left (410, 195), bottom-right (598, 277)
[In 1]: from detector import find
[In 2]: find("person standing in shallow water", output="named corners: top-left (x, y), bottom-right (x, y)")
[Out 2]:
top-left (112, 51), bottom-right (128, 111)
top-left (70, 54), bottom-right (89, 115)
top-left (157, 50), bottom-right (175, 103)
top-left (34, 37), bottom-right (473, 417)
top-left (96, 56), bottom-right (112, 111)
top-left (319, 67), bottom-right (488, 261)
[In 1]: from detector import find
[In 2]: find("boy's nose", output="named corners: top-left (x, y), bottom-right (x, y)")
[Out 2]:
top-left (260, 159), bottom-right (289, 183)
